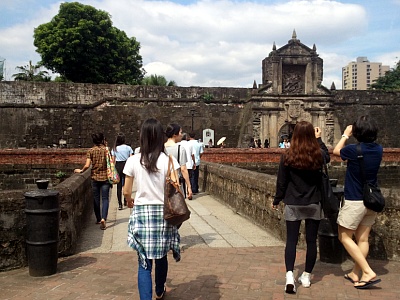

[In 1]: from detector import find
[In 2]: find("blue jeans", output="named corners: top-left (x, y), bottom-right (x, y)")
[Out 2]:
top-left (138, 255), bottom-right (168, 300)
top-left (92, 180), bottom-right (111, 222)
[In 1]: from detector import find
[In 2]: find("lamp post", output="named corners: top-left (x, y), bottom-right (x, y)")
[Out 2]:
top-left (190, 109), bottom-right (196, 131)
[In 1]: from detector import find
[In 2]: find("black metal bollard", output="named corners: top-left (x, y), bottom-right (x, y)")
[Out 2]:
top-left (318, 186), bottom-right (346, 264)
top-left (24, 190), bottom-right (60, 277)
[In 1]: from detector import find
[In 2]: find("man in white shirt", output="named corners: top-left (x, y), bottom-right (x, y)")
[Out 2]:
top-left (179, 133), bottom-right (195, 199)
top-left (188, 132), bottom-right (204, 194)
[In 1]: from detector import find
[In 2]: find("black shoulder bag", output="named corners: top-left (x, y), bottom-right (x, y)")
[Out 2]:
top-left (356, 144), bottom-right (385, 212)
top-left (320, 154), bottom-right (339, 216)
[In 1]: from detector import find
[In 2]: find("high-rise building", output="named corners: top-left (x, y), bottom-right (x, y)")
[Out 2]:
top-left (342, 57), bottom-right (390, 90)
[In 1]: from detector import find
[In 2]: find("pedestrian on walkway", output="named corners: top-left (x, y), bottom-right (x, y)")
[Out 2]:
top-left (273, 121), bottom-right (330, 294)
top-left (74, 133), bottom-right (111, 230)
top-left (111, 133), bottom-right (133, 210)
top-left (123, 118), bottom-right (181, 300)
top-left (333, 115), bottom-right (382, 289)
top-left (188, 132), bottom-right (203, 194)
top-left (180, 133), bottom-right (195, 200)
top-left (164, 124), bottom-right (192, 200)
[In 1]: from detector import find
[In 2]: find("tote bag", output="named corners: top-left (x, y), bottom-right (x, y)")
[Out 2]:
top-left (105, 147), bottom-right (120, 184)
top-left (164, 155), bottom-right (191, 226)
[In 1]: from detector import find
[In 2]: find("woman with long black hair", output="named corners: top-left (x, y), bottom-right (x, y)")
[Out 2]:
top-left (123, 118), bottom-right (181, 300)
top-left (273, 121), bottom-right (330, 294)
top-left (111, 133), bottom-right (133, 210)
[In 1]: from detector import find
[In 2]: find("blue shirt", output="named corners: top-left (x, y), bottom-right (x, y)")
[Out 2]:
top-left (340, 142), bottom-right (383, 200)
top-left (111, 144), bottom-right (133, 162)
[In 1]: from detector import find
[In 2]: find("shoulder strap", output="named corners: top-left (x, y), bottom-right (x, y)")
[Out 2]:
top-left (321, 150), bottom-right (329, 175)
top-left (356, 143), bottom-right (367, 184)
top-left (167, 154), bottom-right (173, 177)
top-left (177, 145), bottom-right (180, 164)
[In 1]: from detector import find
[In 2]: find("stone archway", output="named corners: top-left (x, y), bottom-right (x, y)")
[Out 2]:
top-left (277, 123), bottom-right (296, 146)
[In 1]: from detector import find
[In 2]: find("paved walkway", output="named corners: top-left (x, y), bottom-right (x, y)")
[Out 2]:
top-left (1, 188), bottom-right (400, 299)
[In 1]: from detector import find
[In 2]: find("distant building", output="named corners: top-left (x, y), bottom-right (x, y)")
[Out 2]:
top-left (342, 57), bottom-right (389, 90)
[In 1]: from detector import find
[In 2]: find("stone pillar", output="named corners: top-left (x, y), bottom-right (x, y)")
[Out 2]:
top-left (318, 112), bottom-right (326, 142)
top-left (269, 112), bottom-right (279, 147)
top-left (260, 113), bottom-right (269, 145)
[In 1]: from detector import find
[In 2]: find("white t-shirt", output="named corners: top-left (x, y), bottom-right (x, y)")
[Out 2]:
top-left (180, 140), bottom-right (194, 169)
top-left (123, 152), bottom-right (179, 205)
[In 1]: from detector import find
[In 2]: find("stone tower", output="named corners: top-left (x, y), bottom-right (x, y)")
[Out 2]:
top-left (247, 31), bottom-right (335, 148)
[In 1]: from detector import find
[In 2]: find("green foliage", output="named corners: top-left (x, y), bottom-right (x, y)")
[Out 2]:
top-left (202, 92), bottom-right (214, 102)
top-left (34, 2), bottom-right (144, 84)
top-left (55, 170), bottom-right (67, 178)
top-left (141, 74), bottom-right (176, 86)
top-left (370, 61), bottom-right (400, 91)
top-left (12, 60), bottom-right (50, 81)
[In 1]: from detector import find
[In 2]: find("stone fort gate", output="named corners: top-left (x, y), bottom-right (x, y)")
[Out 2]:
top-left (248, 31), bottom-right (335, 147)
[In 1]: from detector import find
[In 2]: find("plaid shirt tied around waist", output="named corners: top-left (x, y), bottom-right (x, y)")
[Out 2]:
top-left (127, 204), bottom-right (181, 269)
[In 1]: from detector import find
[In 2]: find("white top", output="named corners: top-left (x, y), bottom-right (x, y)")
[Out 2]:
top-left (179, 140), bottom-right (194, 169)
top-left (123, 152), bottom-right (179, 205)
top-left (189, 139), bottom-right (204, 166)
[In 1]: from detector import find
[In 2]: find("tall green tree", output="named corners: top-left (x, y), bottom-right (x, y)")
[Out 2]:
top-left (12, 60), bottom-right (50, 81)
top-left (370, 61), bottom-right (400, 91)
top-left (33, 2), bottom-right (144, 84)
top-left (141, 74), bottom-right (176, 86)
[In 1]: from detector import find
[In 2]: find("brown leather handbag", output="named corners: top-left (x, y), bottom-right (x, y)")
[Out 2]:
top-left (164, 155), bottom-right (191, 226)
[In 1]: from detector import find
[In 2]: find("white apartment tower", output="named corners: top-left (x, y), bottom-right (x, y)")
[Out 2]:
top-left (342, 57), bottom-right (389, 90)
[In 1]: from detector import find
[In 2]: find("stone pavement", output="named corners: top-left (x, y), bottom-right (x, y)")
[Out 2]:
top-left (1, 188), bottom-right (400, 299)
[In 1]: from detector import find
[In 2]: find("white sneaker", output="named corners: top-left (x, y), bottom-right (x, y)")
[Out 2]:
top-left (298, 272), bottom-right (311, 288)
top-left (285, 271), bottom-right (296, 294)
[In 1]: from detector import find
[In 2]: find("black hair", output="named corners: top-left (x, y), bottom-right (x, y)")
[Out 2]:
top-left (92, 133), bottom-right (105, 146)
top-left (352, 115), bottom-right (378, 143)
top-left (189, 132), bottom-right (196, 138)
top-left (139, 118), bottom-right (165, 173)
top-left (113, 133), bottom-right (126, 152)
top-left (165, 124), bottom-right (181, 138)
top-left (182, 133), bottom-right (187, 140)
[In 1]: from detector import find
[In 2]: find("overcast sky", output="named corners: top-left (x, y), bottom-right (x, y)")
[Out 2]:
top-left (1, 0), bottom-right (399, 88)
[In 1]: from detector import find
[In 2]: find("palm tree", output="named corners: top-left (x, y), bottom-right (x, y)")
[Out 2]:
top-left (12, 61), bottom-right (50, 81)
top-left (141, 74), bottom-right (176, 86)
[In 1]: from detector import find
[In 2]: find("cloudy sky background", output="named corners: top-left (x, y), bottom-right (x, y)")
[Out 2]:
top-left (1, 0), bottom-right (399, 88)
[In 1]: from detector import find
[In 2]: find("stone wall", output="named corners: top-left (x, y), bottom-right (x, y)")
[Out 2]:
top-left (0, 82), bottom-right (251, 149)
top-left (0, 172), bottom-right (92, 271)
top-left (1, 82), bottom-right (400, 149)
top-left (199, 162), bottom-right (400, 261)
top-left (333, 90), bottom-right (400, 148)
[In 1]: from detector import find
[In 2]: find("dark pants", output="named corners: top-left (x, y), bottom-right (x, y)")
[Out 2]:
top-left (191, 165), bottom-right (200, 193)
top-left (115, 161), bottom-right (126, 206)
top-left (285, 219), bottom-right (320, 273)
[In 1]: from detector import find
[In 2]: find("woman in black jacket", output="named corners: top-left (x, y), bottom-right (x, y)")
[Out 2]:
top-left (273, 121), bottom-right (330, 294)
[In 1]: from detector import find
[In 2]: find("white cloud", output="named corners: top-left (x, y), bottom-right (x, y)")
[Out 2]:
top-left (1, 0), bottom-right (396, 88)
